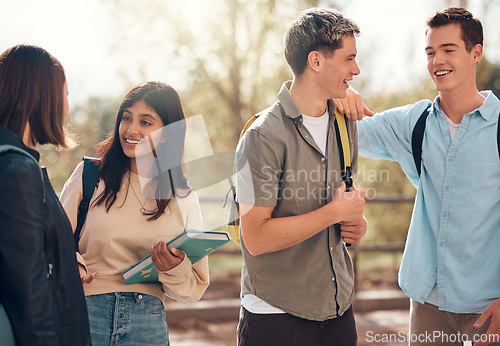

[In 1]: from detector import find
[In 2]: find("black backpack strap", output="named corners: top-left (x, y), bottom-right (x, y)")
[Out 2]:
top-left (74, 157), bottom-right (100, 251)
top-left (497, 111), bottom-right (500, 160)
top-left (412, 107), bottom-right (431, 177)
top-left (333, 111), bottom-right (353, 191)
top-left (0, 145), bottom-right (46, 204)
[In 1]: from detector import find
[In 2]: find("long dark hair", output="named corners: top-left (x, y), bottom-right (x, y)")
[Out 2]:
top-left (0, 44), bottom-right (67, 146)
top-left (94, 82), bottom-right (190, 221)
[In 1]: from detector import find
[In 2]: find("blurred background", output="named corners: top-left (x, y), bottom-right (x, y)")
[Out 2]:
top-left (2, 0), bottom-right (499, 344)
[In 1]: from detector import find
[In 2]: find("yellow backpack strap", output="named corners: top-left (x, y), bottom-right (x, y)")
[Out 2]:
top-left (334, 110), bottom-right (352, 190)
top-left (334, 110), bottom-right (354, 247)
top-left (226, 114), bottom-right (261, 246)
top-left (239, 114), bottom-right (259, 139)
top-left (335, 110), bottom-right (351, 169)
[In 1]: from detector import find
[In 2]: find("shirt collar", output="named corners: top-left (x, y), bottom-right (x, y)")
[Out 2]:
top-left (277, 81), bottom-right (337, 120)
top-left (433, 90), bottom-right (500, 121)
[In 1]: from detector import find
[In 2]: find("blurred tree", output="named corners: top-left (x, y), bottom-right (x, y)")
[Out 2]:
top-left (444, 0), bottom-right (468, 7)
top-left (105, 0), bottom-right (345, 150)
top-left (478, 58), bottom-right (500, 96)
top-left (38, 0), bottom-right (499, 245)
top-left (39, 96), bottom-right (120, 191)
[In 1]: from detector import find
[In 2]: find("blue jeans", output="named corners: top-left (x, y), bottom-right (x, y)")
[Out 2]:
top-left (86, 292), bottom-right (169, 346)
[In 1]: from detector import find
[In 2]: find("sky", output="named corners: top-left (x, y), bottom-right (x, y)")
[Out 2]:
top-left (0, 0), bottom-right (116, 103)
top-left (1, 0), bottom-right (499, 106)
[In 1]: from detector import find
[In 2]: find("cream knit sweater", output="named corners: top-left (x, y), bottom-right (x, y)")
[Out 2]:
top-left (60, 162), bottom-right (209, 304)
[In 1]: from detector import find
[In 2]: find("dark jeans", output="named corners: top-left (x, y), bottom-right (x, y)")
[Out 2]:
top-left (237, 305), bottom-right (357, 346)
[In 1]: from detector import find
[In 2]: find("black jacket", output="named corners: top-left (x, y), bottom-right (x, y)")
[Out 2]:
top-left (0, 129), bottom-right (91, 345)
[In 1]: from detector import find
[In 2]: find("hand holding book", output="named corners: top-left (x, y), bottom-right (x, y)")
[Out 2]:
top-left (150, 241), bottom-right (185, 271)
top-left (122, 229), bottom-right (231, 284)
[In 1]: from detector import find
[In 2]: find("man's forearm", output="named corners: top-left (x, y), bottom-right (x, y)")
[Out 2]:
top-left (240, 184), bottom-right (366, 255)
top-left (240, 203), bottom-right (343, 256)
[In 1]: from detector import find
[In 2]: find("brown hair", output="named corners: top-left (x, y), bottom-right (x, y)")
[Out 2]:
top-left (284, 8), bottom-right (360, 76)
top-left (94, 82), bottom-right (191, 221)
top-left (0, 44), bottom-right (68, 147)
top-left (427, 7), bottom-right (483, 52)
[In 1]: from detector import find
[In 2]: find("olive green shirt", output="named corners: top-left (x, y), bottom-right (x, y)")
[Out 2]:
top-left (235, 82), bottom-right (358, 321)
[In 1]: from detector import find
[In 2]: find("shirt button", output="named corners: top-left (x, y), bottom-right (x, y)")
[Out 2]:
top-left (444, 185), bottom-right (450, 191)
top-left (321, 157), bottom-right (326, 162)
top-left (330, 246), bottom-right (334, 251)
top-left (331, 277), bottom-right (336, 282)
top-left (327, 186), bottom-right (331, 190)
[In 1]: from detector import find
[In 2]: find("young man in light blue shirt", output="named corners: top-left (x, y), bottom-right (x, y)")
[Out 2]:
top-left (338, 7), bottom-right (500, 346)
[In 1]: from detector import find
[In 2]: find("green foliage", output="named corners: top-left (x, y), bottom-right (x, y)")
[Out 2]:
top-left (39, 96), bottom-right (120, 191)
top-left (477, 58), bottom-right (500, 96)
top-left (106, 0), bottom-right (325, 150)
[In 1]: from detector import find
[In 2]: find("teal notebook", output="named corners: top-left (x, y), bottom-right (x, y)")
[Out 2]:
top-left (121, 229), bottom-right (231, 284)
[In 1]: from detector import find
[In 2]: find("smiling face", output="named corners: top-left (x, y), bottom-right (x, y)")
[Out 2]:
top-left (118, 99), bottom-right (165, 172)
top-left (425, 23), bottom-right (482, 96)
top-left (317, 34), bottom-right (360, 99)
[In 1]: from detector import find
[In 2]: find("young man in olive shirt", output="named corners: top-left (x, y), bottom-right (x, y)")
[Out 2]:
top-left (235, 8), bottom-right (367, 345)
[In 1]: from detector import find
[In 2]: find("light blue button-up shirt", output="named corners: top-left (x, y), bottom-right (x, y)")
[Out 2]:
top-left (357, 91), bottom-right (500, 313)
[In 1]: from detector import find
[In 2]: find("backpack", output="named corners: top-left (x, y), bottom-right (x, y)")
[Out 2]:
top-left (225, 107), bottom-right (352, 246)
top-left (74, 157), bottom-right (100, 251)
top-left (411, 108), bottom-right (500, 176)
top-left (0, 144), bottom-right (45, 203)
top-left (0, 145), bottom-right (45, 346)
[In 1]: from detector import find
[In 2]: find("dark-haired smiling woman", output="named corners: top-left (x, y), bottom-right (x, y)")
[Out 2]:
top-left (60, 82), bottom-right (209, 345)
top-left (0, 45), bottom-right (91, 345)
